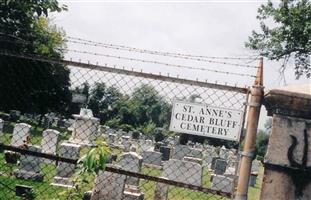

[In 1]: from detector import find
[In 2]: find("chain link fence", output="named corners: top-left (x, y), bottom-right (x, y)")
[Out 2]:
top-left (0, 52), bottom-right (257, 200)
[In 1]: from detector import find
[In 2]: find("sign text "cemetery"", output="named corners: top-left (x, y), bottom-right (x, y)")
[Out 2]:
top-left (169, 100), bottom-right (243, 141)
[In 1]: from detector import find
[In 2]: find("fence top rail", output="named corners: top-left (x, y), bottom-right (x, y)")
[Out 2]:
top-left (0, 50), bottom-right (249, 94)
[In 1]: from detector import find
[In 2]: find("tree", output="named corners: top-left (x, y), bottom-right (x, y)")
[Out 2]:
top-left (0, 1), bottom-right (70, 115)
top-left (246, 0), bottom-right (311, 79)
top-left (255, 129), bottom-right (269, 160)
top-left (87, 83), bottom-right (123, 122)
top-left (105, 84), bottom-right (171, 135)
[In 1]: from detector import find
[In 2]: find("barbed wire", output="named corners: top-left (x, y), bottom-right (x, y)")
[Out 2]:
top-left (0, 36), bottom-right (256, 77)
top-left (66, 49), bottom-right (256, 77)
top-left (67, 37), bottom-right (259, 68)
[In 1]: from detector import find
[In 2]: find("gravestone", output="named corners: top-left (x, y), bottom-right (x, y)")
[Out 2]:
top-left (142, 150), bottom-right (162, 167)
top-left (10, 123), bottom-right (31, 147)
top-left (5, 123), bottom-right (32, 163)
top-left (154, 142), bottom-right (164, 152)
top-left (52, 142), bottom-right (80, 187)
top-left (219, 146), bottom-right (228, 159)
top-left (122, 135), bottom-right (131, 152)
top-left (107, 133), bottom-right (117, 146)
top-left (173, 135), bottom-right (180, 146)
top-left (14, 145), bottom-right (44, 181)
top-left (118, 152), bottom-right (143, 186)
top-left (249, 174), bottom-right (257, 187)
top-left (141, 139), bottom-right (153, 151)
top-left (69, 108), bottom-right (99, 146)
top-left (162, 159), bottom-right (202, 186)
top-left (251, 160), bottom-right (260, 174)
top-left (159, 146), bottom-right (171, 161)
top-left (188, 148), bottom-right (203, 159)
top-left (214, 159), bottom-right (228, 175)
top-left (118, 152), bottom-right (144, 200)
top-left (91, 165), bottom-right (126, 200)
top-left (123, 186), bottom-right (144, 200)
top-left (171, 145), bottom-right (190, 160)
top-left (183, 156), bottom-right (203, 165)
top-left (41, 129), bottom-right (60, 155)
top-left (211, 157), bottom-right (224, 170)
top-left (202, 149), bottom-right (218, 168)
top-left (211, 175), bottom-right (234, 193)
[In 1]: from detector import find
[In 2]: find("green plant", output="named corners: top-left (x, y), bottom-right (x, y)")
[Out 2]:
top-left (77, 141), bottom-right (110, 175)
top-left (58, 140), bottom-right (110, 199)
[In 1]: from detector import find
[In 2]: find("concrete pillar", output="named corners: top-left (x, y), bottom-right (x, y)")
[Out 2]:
top-left (261, 84), bottom-right (311, 200)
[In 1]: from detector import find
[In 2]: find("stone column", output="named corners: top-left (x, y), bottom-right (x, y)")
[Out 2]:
top-left (260, 84), bottom-right (311, 200)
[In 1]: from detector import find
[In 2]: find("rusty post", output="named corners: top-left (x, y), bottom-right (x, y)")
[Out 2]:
top-left (235, 58), bottom-right (264, 200)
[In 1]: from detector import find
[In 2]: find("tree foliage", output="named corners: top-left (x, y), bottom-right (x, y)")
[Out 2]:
top-left (86, 84), bottom-right (171, 135)
top-left (0, 0), bottom-right (71, 115)
top-left (88, 82), bottom-right (123, 122)
top-left (246, 0), bottom-right (311, 78)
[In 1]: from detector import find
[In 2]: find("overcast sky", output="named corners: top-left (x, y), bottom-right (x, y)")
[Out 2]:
top-left (53, 0), bottom-right (310, 129)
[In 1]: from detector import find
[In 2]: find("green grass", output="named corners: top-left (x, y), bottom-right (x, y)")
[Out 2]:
top-left (0, 122), bottom-right (263, 200)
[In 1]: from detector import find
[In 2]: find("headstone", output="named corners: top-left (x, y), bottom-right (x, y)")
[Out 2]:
top-left (214, 159), bottom-right (228, 175)
top-left (122, 135), bottom-right (131, 152)
top-left (142, 150), bottom-right (162, 167)
top-left (10, 123), bottom-right (31, 147)
top-left (249, 174), bottom-right (257, 187)
top-left (251, 160), bottom-right (260, 174)
top-left (211, 157), bottom-right (224, 170)
top-left (123, 185), bottom-right (144, 200)
top-left (52, 142), bottom-right (80, 187)
top-left (188, 148), bottom-right (203, 159)
top-left (159, 146), bottom-right (171, 161)
top-left (171, 145), bottom-right (190, 160)
top-left (183, 156), bottom-right (203, 165)
top-left (14, 145), bottom-right (44, 181)
top-left (118, 152), bottom-right (143, 186)
top-left (107, 133), bottom-right (117, 145)
top-left (211, 175), bottom-right (234, 193)
top-left (91, 165), bottom-right (126, 200)
top-left (69, 108), bottom-right (99, 146)
top-left (41, 129), bottom-right (60, 155)
top-left (173, 135), bottom-right (180, 146)
top-left (224, 166), bottom-right (236, 176)
top-left (140, 139), bottom-right (153, 151)
top-left (219, 146), bottom-right (228, 159)
top-left (154, 142), bottom-right (164, 152)
top-left (202, 149), bottom-right (218, 168)
top-left (162, 159), bottom-right (202, 186)
top-left (43, 114), bottom-right (53, 129)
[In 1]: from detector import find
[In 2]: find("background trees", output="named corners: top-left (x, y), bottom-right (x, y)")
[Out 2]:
top-left (0, 0), bottom-right (71, 115)
top-left (246, 0), bottom-right (311, 79)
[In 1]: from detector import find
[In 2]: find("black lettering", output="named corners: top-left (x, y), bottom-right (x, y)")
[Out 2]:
top-left (227, 111), bottom-right (232, 118)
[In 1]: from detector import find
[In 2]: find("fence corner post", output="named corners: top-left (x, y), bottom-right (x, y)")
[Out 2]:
top-left (235, 57), bottom-right (264, 200)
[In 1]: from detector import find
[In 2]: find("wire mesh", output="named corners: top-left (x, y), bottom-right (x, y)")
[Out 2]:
top-left (0, 52), bottom-right (254, 200)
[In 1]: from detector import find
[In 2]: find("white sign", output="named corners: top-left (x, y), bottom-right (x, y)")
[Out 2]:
top-left (169, 100), bottom-right (243, 141)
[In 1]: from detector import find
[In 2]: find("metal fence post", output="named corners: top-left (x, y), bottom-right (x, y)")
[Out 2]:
top-left (235, 58), bottom-right (264, 200)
